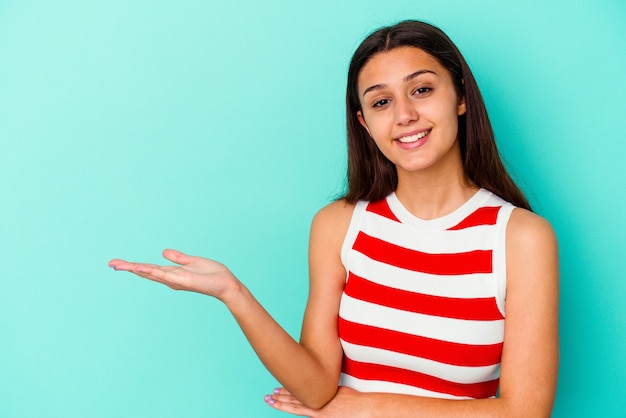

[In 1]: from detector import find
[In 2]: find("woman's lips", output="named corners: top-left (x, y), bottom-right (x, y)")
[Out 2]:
top-left (397, 129), bottom-right (431, 143)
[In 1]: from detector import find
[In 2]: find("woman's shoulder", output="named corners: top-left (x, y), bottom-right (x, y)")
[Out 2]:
top-left (506, 208), bottom-right (558, 278)
top-left (507, 208), bottom-right (557, 246)
top-left (315, 199), bottom-right (357, 217)
top-left (311, 199), bottom-right (356, 234)
top-left (310, 199), bottom-right (357, 250)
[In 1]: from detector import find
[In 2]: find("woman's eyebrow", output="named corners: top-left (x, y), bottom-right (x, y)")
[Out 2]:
top-left (404, 69), bottom-right (436, 83)
top-left (362, 69), bottom-right (436, 98)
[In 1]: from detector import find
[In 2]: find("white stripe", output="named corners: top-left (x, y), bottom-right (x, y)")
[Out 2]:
top-left (341, 200), bottom-right (368, 268)
top-left (340, 340), bottom-right (501, 384)
top-left (339, 374), bottom-right (476, 400)
top-left (339, 295), bottom-right (504, 345)
top-left (348, 251), bottom-right (498, 299)
top-left (361, 211), bottom-right (499, 253)
top-left (385, 189), bottom-right (496, 233)
top-left (494, 205), bottom-right (514, 316)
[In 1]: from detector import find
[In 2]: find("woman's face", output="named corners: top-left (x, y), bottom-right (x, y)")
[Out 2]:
top-left (356, 46), bottom-right (466, 179)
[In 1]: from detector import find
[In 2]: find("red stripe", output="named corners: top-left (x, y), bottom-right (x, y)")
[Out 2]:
top-left (353, 232), bottom-right (492, 275)
top-left (345, 272), bottom-right (504, 321)
top-left (448, 206), bottom-right (501, 230)
top-left (366, 199), bottom-right (401, 222)
top-left (339, 317), bottom-right (503, 367)
top-left (342, 356), bottom-right (500, 399)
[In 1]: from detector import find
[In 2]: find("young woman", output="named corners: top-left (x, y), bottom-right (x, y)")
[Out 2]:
top-left (109, 20), bottom-right (559, 417)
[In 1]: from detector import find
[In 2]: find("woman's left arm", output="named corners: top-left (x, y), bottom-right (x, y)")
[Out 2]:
top-left (266, 209), bottom-right (559, 418)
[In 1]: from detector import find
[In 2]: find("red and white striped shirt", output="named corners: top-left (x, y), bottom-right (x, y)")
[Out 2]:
top-left (338, 188), bottom-right (515, 399)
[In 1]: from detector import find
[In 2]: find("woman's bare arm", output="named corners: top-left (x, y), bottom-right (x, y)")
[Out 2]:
top-left (108, 200), bottom-right (354, 409)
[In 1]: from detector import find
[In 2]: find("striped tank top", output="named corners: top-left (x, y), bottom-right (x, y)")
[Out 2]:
top-left (338, 188), bottom-right (515, 399)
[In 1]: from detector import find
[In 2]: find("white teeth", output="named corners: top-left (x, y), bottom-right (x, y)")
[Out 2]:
top-left (398, 130), bottom-right (430, 143)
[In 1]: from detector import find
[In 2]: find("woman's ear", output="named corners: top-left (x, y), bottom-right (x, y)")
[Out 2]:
top-left (457, 96), bottom-right (466, 116)
top-left (357, 110), bottom-right (371, 135)
top-left (458, 79), bottom-right (466, 116)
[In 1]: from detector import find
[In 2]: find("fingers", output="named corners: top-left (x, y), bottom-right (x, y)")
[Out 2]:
top-left (109, 248), bottom-right (191, 272)
top-left (108, 249), bottom-right (188, 271)
top-left (108, 259), bottom-right (177, 286)
top-left (264, 388), bottom-right (317, 417)
top-left (267, 388), bottom-right (299, 403)
top-left (108, 259), bottom-right (125, 269)
top-left (135, 265), bottom-right (174, 283)
top-left (109, 260), bottom-right (159, 280)
top-left (108, 259), bottom-right (143, 271)
top-left (108, 259), bottom-right (157, 273)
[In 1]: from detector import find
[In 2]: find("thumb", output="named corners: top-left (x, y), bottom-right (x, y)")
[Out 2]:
top-left (162, 249), bottom-right (196, 265)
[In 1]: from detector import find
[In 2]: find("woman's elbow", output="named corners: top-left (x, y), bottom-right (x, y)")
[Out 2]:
top-left (296, 381), bottom-right (339, 410)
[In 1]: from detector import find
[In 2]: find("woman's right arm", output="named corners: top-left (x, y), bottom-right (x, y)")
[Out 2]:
top-left (108, 200), bottom-right (353, 409)
top-left (291, 200), bottom-right (354, 406)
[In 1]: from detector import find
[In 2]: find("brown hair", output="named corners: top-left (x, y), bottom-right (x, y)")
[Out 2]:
top-left (343, 20), bottom-right (531, 210)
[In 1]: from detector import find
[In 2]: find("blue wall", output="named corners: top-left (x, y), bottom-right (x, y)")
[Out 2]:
top-left (1, 1), bottom-right (624, 416)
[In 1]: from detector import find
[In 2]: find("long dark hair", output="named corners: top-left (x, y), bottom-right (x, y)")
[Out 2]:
top-left (343, 20), bottom-right (531, 210)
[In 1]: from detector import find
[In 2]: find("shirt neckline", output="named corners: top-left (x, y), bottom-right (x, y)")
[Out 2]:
top-left (386, 188), bottom-right (492, 230)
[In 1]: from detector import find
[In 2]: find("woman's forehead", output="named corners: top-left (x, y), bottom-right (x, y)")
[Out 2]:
top-left (357, 47), bottom-right (447, 91)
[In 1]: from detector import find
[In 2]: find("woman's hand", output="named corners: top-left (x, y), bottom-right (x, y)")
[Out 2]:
top-left (108, 249), bottom-right (240, 302)
top-left (265, 387), bottom-right (372, 418)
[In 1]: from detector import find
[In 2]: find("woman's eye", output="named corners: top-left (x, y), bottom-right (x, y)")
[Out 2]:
top-left (373, 99), bottom-right (390, 108)
top-left (414, 87), bottom-right (432, 95)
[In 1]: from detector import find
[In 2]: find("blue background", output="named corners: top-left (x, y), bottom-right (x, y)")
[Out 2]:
top-left (1, 0), bottom-right (624, 416)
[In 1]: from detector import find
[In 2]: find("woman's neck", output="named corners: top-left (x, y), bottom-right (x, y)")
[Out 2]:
top-left (394, 166), bottom-right (478, 221)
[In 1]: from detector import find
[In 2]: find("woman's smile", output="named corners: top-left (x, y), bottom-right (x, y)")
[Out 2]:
top-left (396, 128), bottom-right (431, 144)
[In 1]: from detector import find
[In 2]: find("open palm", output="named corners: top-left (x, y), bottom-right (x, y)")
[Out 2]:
top-left (108, 249), bottom-right (238, 301)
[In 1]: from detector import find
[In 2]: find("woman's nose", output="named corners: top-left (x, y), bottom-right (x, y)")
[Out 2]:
top-left (394, 97), bottom-right (419, 125)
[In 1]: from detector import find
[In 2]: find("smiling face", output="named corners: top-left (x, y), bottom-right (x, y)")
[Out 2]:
top-left (356, 46), bottom-right (466, 181)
